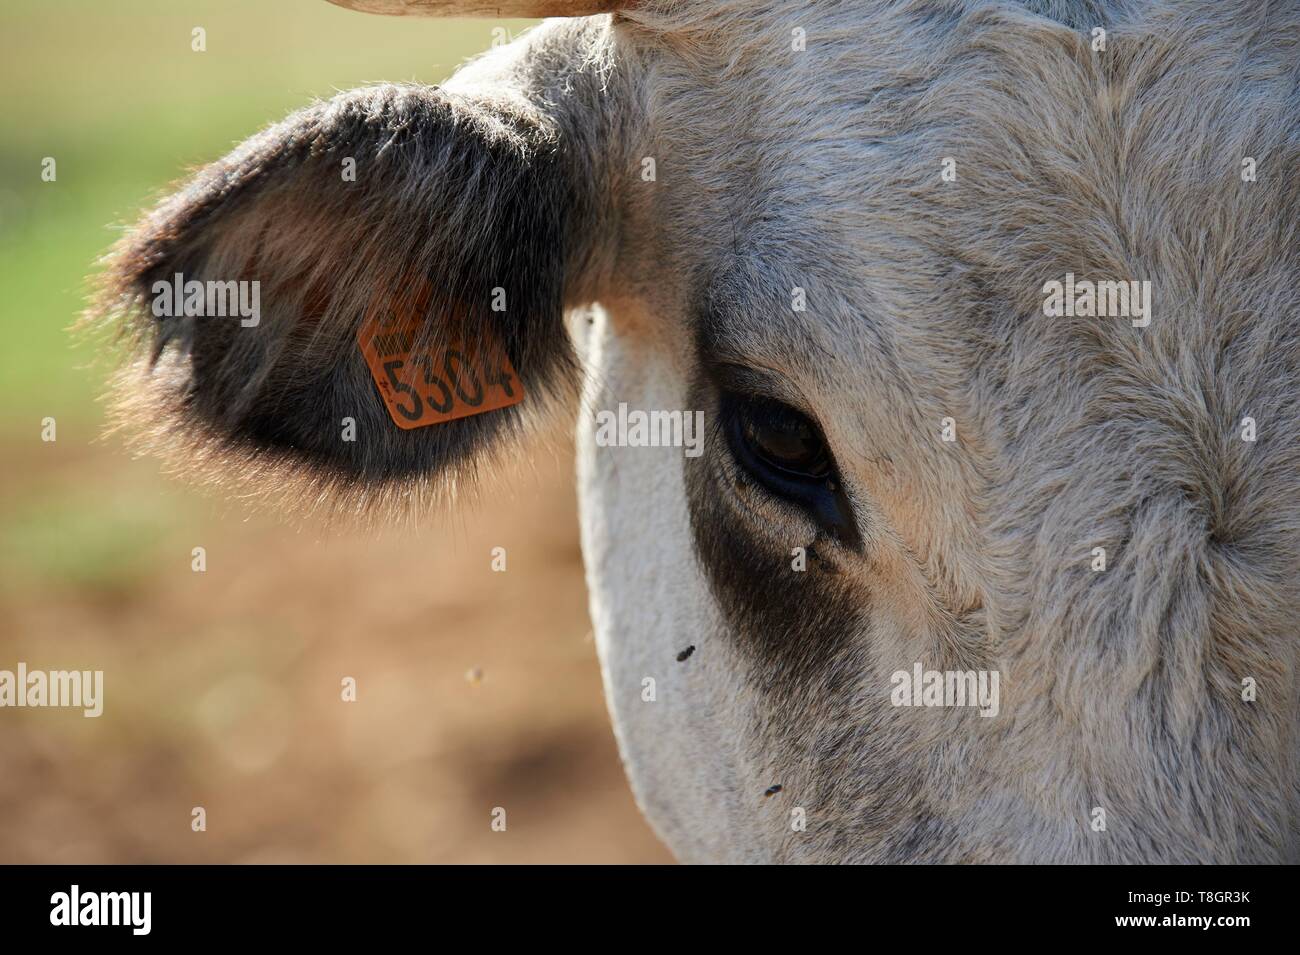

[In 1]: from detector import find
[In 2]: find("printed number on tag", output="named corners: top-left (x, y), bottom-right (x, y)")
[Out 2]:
top-left (357, 309), bottom-right (523, 430)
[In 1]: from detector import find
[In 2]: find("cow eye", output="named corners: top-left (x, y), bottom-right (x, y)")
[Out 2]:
top-left (728, 394), bottom-right (831, 479)
top-left (721, 391), bottom-right (860, 548)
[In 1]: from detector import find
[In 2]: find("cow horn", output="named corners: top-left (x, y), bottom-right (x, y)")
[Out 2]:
top-left (325, 0), bottom-right (627, 16)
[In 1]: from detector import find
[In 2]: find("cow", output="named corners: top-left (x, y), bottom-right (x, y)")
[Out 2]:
top-left (91, 0), bottom-right (1300, 863)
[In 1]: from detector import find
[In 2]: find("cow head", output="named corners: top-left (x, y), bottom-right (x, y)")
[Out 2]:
top-left (94, 0), bottom-right (1300, 862)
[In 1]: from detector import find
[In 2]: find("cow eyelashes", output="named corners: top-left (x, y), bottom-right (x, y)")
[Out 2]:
top-left (720, 390), bottom-right (861, 550)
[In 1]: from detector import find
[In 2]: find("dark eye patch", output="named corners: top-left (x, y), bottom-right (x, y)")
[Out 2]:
top-left (682, 374), bottom-right (866, 692)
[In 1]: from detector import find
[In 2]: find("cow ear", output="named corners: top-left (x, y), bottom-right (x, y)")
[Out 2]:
top-left (93, 37), bottom-right (617, 516)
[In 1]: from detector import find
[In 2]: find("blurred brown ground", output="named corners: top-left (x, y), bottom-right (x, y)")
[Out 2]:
top-left (0, 424), bottom-right (673, 863)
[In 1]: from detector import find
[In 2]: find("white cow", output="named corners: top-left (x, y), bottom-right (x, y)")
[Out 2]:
top-left (95, 0), bottom-right (1300, 862)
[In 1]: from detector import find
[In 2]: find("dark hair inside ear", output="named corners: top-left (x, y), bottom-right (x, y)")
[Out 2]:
top-left (96, 83), bottom-right (586, 513)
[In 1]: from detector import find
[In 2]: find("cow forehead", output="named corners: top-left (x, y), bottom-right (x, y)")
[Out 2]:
top-left (623, 1), bottom-right (1038, 367)
top-left (626, 0), bottom-right (1300, 411)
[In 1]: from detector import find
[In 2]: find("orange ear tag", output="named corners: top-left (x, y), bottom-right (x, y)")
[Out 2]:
top-left (357, 301), bottom-right (524, 430)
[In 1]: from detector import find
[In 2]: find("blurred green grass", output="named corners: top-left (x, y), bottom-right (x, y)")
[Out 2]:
top-left (0, 0), bottom-right (532, 584)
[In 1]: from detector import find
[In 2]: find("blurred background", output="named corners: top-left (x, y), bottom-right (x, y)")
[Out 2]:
top-left (0, 0), bottom-right (671, 863)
